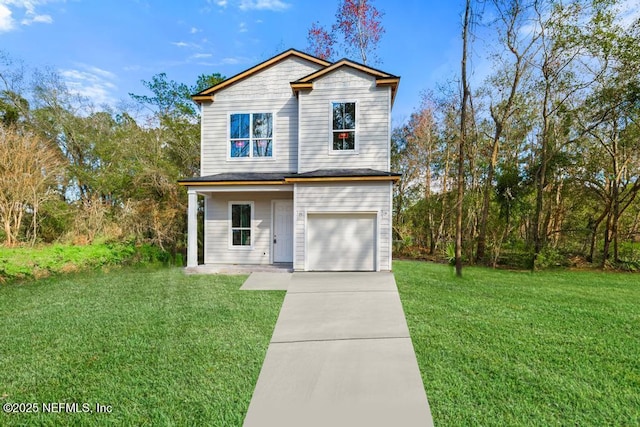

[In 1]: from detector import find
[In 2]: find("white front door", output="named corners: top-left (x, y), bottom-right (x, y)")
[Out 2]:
top-left (273, 200), bottom-right (293, 263)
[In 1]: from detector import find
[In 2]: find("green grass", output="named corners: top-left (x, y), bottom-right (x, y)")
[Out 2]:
top-left (394, 260), bottom-right (640, 426)
top-left (0, 267), bottom-right (284, 426)
top-left (3, 261), bottom-right (638, 425)
top-left (0, 243), bottom-right (169, 283)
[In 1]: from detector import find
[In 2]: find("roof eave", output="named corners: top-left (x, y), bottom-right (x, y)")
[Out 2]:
top-left (290, 82), bottom-right (314, 91)
top-left (376, 77), bottom-right (400, 106)
top-left (191, 94), bottom-right (214, 103)
top-left (178, 180), bottom-right (287, 186)
top-left (290, 75), bottom-right (400, 106)
top-left (284, 175), bottom-right (401, 183)
top-left (179, 173), bottom-right (402, 186)
top-left (293, 59), bottom-right (395, 84)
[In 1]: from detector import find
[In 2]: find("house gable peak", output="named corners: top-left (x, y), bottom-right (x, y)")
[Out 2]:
top-left (191, 49), bottom-right (331, 103)
top-left (290, 58), bottom-right (400, 106)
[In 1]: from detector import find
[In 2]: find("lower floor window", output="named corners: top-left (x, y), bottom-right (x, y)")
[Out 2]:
top-left (231, 203), bottom-right (252, 246)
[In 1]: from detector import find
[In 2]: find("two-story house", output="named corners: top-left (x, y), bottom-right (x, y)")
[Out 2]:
top-left (179, 49), bottom-right (400, 271)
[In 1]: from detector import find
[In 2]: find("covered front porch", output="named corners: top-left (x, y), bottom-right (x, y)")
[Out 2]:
top-left (184, 182), bottom-right (294, 269)
top-left (179, 169), bottom-right (400, 272)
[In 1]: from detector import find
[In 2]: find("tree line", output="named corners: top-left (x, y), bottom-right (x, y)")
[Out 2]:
top-left (2, 0), bottom-right (639, 272)
top-left (0, 0), bottom-right (385, 263)
top-left (392, 0), bottom-right (640, 270)
top-left (0, 51), bottom-right (223, 257)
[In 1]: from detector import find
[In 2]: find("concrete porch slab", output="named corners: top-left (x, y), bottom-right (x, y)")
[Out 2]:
top-left (184, 263), bottom-right (293, 275)
top-left (240, 272), bottom-right (292, 291)
top-left (243, 338), bottom-right (432, 427)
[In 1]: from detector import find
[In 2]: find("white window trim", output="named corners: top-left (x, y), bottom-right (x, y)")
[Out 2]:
top-left (227, 112), bottom-right (276, 161)
top-left (228, 201), bottom-right (254, 250)
top-left (328, 100), bottom-right (359, 155)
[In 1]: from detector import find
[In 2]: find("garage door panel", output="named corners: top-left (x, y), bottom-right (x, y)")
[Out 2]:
top-left (307, 214), bottom-right (376, 271)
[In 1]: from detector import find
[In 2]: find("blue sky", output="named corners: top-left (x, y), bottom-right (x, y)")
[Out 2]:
top-left (2, 0), bottom-right (471, 122)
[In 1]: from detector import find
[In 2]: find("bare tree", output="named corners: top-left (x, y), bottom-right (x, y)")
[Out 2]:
top-left (307, 0), bottom-right (384, 64)
top-left (456, 0), bottom-right (473, 277)
top-left (307, 21), bottom-right (337, 60)
top-left (0, 125), bottom-right (63, 246)
top-left (476, 0), bottom-right (540, 263)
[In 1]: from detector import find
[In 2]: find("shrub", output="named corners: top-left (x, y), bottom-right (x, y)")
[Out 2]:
top-left (534, 246), bottom-right (570, 270)
top-left (445, 242), bottom-right (456, 266)
top-left (0, 243), bottom-right (170, 284)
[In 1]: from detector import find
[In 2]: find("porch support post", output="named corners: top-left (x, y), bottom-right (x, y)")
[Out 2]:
top-left (187, 189), bottom-right (198, 267)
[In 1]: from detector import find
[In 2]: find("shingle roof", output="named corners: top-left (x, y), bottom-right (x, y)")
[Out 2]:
top-left (178, 172), bottom-right (287, 183)
top-left (289, 169), bottom-right (401, 178)
top-left (178, 169), bottom-right (401, 185)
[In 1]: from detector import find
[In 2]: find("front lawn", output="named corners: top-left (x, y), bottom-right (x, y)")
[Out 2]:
top-left (3, 262), bottom-right (638, 425)
top-left (0, 268), bottom-right (284, 426)
top-left (395, 260), bottom-right (640, 426)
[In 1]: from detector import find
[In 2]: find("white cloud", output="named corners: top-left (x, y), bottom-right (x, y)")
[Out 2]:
top-left (239, 0), bottom-right (291, 12)
top-left (216, 0), bottom-right (227, 7)
top-left (172, 40), bottom-right (203, 49)
top-left (60, 64), bottom-right (118, 106)
top-left (191, 53), bottom-right (212, 59)
top-left (220, 56), bottom-right (251, 65)
top-left (221, 57), bottom-right (240, 65)
top-left (0, 0), bottom-right (57, 31)
top-left (0, 4), bottom-right (14, 32)
top-left (239, 21), bottom-right (247, 32)
top-left (84, 65), bottom-right (117, 80)
top-left (190, 26), bottom-right (200, 34)
top-left (21, 13), bottom-right (52, 25)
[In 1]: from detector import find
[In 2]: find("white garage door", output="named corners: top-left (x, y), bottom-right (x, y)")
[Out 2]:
top-left (307, 213), bottom-right (376, 271)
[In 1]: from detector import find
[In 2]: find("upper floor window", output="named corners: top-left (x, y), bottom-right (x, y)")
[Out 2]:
top-left (230, 113), bottom-right (273, 158)
top-left (332, 102), bottom-right (356, 151)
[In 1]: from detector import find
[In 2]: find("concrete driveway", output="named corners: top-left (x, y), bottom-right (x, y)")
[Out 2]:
top-left (243, 272), bottom-right (433, 427)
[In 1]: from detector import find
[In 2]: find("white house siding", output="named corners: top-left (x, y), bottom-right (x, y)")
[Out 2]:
top-left (298, 67), bottom-right (391, 173)
top-left (294, 182), bottom-right (392, 271)
top-left (204, 191), bottom-right (293, 264)
top-left (200, 57), bottom-right (324, 175)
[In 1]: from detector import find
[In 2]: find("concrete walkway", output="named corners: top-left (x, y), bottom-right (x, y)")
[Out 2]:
top-left (243, 272), bottom-right (433, 427)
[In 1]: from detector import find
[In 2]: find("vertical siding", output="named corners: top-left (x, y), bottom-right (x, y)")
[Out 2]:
top-left (298, 67), bottom-right (391, 173)
top-left (200, 57), bottom-right (324, 175)
top-left (204, 192), bottom-right (292, 265)
top-left (294, 182), bottom-right (392, 271)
